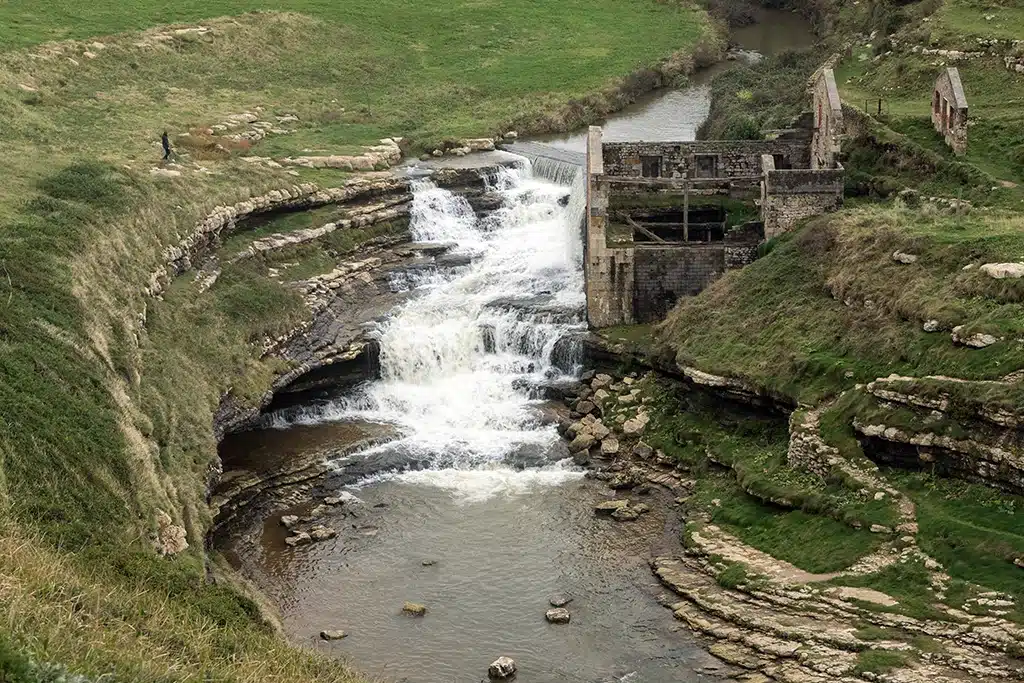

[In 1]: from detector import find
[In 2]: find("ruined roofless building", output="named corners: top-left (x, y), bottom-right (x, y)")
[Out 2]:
top-left (584, 66), bottom-right (845, 329)
top-left (932, 67), bottom-right (969, 155)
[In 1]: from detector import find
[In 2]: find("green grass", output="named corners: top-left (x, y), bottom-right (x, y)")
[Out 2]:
top-left (834, 0), bottom-right (1024, 192)
top-left (655, 204), bottom-right (1024, 404)
top-left (853, 649), bottom-right (916, 676)
top-left (894, 472), bottom-right (1024, 599)
top-left (825, 559), bottom-right (953, 623)
top-left (695, 474), bottom-right (883, 573)
top-left (636, 379), bottom-right (885, 572)
top-left (714, 559), bottom-right (766, 590)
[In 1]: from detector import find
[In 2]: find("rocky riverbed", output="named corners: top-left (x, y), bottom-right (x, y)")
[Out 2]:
top-left (554, 368), bottom-right (1024, 683)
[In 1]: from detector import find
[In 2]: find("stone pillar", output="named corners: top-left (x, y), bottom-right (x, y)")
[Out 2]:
top-left (585, 126), bottom-right (634, 329)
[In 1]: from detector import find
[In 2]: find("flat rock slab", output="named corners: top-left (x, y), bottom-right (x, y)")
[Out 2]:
top-left (829, 586), bottom-right (899, 607)
top-left (595, 499), bottom-right (630, 514)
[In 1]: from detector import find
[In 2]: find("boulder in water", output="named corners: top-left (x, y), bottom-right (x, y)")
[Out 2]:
top-left (545, 608), bottom-right (571, 624)
top-left (549, 595), bottom-right (573, 607)
top-left (488, 656), bottom-right (517, 679)
top-left (280, 515), bottom-right (300, 528)
top-left (594, 499), bottom-right (630, 514)
top-left (319, 629), bottom-right (347, 640)
top-left (611, 506), bottom-right (641, 522)
top-left (309, 525), bottom-right (337, 542)
top-left (402, 601), bottom-right (427, 616)
top-left (285, 531), bottom-right (312, 547)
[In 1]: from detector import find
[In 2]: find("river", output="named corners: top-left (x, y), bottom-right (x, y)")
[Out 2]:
top-left (218, 9), bottom-right (814, 683)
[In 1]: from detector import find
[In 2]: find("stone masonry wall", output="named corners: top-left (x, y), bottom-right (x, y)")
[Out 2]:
top-left (586, 127), bottom-right (635, 328)
top-left (811, 67), bottom-right (843, 170)
top-left (932, 68), bottom-right (969, 156)
top-left (762, 167), bottom-right (844, 238)
top-left (633, 246), bottom-right (725, 323)
top-left (602, 140), bottom-right (808, 179)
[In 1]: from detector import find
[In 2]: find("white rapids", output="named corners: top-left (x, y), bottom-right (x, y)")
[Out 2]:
top-left (281, 162), bottom-right (588, 501)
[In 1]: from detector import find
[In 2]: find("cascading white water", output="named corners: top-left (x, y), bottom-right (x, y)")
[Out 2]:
top-left (286, 162), bottom-right (588, 500)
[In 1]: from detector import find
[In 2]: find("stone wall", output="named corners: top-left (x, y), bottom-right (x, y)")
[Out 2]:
top-left (632, 246), bottom-right (726, 323)
top-left (810, 67), bottom-right (843, 170)
top-left (586, 127), bottom-right (635, 328)
top-left (762, 166), bottom-right (844, 238)
top-left (932, 68), bottom-right (969, 156)
top-left (602, 139), bottom-right (809, 178)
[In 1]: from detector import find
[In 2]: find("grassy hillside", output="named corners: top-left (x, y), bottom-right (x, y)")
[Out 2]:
top-left (635, 0), bottom-right (1024, 617)
top-left (0, 1), bottom-right (716, 680)
top-left (657, 204), bottom-right (1024, 402)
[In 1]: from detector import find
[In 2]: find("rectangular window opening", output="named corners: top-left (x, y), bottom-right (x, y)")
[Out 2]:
top-left (640, 156), bottom-right (661, 178)
top-left (694, 154), bottom-right (718, 179)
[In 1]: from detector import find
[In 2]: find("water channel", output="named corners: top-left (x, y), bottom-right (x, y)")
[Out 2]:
top-left (218, 10), bottom-right (814, 683)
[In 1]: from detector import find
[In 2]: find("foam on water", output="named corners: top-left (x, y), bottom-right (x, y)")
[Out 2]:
top-left (280, 163), bottom-right (587, 498)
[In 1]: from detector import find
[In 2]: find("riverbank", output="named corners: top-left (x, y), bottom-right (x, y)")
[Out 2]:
top-left (556, 363), bottom-right (1024, 682)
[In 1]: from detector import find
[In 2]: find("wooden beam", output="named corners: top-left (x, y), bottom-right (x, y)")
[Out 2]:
top-left (623, 215), bottom-right (666, 243)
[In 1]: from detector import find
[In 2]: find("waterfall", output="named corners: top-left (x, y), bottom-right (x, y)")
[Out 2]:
top-left (277, 162), bottom-right (588, 500)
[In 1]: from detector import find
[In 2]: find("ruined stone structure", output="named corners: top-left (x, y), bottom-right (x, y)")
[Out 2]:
top-left (932, 67), bottom-right (968, 155)
top-left (585, 69), bottom-right (845, 328)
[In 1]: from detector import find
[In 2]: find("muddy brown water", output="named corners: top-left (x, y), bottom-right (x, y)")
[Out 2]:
top-left (219, 431), bottom-right (726, 683)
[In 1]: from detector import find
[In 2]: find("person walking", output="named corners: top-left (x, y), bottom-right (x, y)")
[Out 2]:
top-left (161, 131), bottom-right (172, 161)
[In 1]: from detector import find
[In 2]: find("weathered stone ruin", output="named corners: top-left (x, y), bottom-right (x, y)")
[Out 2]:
top-left (931, 67), bottom-right (969, 155)
top-left (585, 68), bottom-right (845, 328)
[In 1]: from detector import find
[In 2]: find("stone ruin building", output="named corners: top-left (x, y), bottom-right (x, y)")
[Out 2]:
top-left (931, 67), bottom-right (969, 155)
top-left (584, 68), bottom-right (845, 328)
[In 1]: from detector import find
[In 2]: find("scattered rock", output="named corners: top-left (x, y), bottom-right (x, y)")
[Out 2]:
top-left (549, 595), bottom-right (573, 607)
top-left (980, 262), bottom-right (1024, 279)
top-left (951, 325), bottom-right (998, 348)
top-left (594, 499), bottom-right (630, 514)
top-left (285, 532), bottom-right (312, 547)
top-left (600, 438), bottom-right (620, 456)
top-left (545, 608), bottom-right (571, 624)
top-left (488, 656), bottom-right (517, 679)
top-left (869, 524), bottom-right (891, 534)
top-left (319, 630), bottom-right (347, 640)
top-left (576, 400), bottom-right (597, 416)
top-left (611, 505), bottom-right (641, 521)
top-left (625, 440), bottom-right (650, 458)
top-left (309, 525), bottom-right (337, 541)
top-left (149, 167), bottom-right (182, 179)
top-left (402, 601), bottom-right (427, 616)
top-left (873, 491), bottom-right (886, 501)
top-left (622, 418), bottom-right (646, 435)
top-left (590, 423), bottom-right (611, 441)
top-left (422, 559), bottom-right (437, 566)
top-left (280, 515), bottom-right (300, 528)
top-left (923, 319), bottom-right (941, 332)
top-left (593, 388), bottom-right (610, 401)
top-left (568, 433), bottom-right (596, 453)
top-left (591, 374), bottom-right (612, 390)
top-left (324, 491), bottom-right (364, 506)
top-left (892, 250), bottom-right (918, 264)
